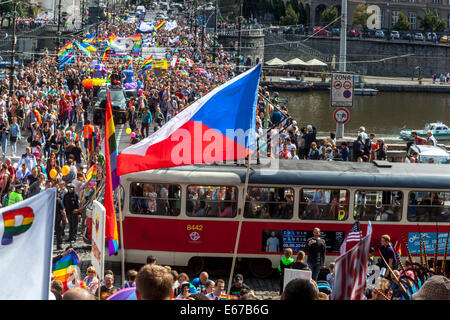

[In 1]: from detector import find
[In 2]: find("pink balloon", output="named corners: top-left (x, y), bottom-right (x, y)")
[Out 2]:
top-left (130, 132), bottom-right (136, 138)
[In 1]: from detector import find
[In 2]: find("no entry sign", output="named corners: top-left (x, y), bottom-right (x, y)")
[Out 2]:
top-left (333, 107), bottom-right (350, 124)
top-left (331, 73), bottom-right (354, 107)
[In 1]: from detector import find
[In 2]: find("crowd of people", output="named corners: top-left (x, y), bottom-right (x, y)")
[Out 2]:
top-left (51, 229), bottom-right (449, 300)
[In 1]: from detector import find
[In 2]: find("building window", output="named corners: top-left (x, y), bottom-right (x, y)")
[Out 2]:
top-left (354, 190), bottom-right (403, 221)
top-left (186, 185), bottom-right (238, 218)
top-left (130, 183), bottom-right (181, 216)
top-left (448, 13), bottom-right (450, 27)
top-left (392, 11), bottom-right (399, 25)
top-left (299, 189), bottom-right (349, 220)
top-left (244, 187), bottom-right (294, 219)
top-left (409, 12), bottom-right (416, 29)
top-left (407, 191), bottom-right (450, 222)
top-left (433, 0), bottom-right (441, 4)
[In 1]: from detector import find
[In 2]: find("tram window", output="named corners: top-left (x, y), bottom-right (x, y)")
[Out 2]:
top-left (299, 189), bottom-right (349, 221)
top-left (354, 190), bottom-right (402, 222)
top-left (129, 183), bottom-right (181, 216)
top-left (244, 187), bottom-right (294, 219)
top-left (407, 191), bottom-right (450, 222)
top-left (186, 185), bottom-right (238, 218)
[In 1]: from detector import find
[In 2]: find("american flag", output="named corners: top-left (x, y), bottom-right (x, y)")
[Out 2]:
top-left (340, 221), bottom-right (363, 256)
top-left (332, 222), bottom-right (372, 300)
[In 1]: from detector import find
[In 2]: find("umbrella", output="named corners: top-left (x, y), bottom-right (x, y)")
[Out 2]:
top-left (265, 58), bottom-right (286, 66)
top-left (107, 287), bottom-right (137, 300)
top-left (135, 57), bottom-right (144, 62)
top-left (286, 58), bottom-right (307, 66)
top-left (306, 58), bottom-right (327, 66)
top-left (176, 70), bottom-right (189, 76)
top-left (123, 55), bottom-right (132, 61)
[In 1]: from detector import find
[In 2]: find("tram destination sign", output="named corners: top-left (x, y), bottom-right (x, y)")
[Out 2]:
top-left (331, 72), bottom-right (354, 107)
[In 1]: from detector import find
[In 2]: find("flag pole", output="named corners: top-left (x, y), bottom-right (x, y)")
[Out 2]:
top-left (227, 152), bottom-right (251, 294)
top-left (117, 190), bottom-right (126, 288)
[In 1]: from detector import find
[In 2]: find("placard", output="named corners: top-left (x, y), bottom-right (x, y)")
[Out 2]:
top-left (283, 269), bottom-right (312, 290)
top-left (331, 72), bottom-right (353, 107)
top-left (91, 200), bottom-right (105, 281)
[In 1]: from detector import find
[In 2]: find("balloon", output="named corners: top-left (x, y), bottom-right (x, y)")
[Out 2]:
top-left (49, 169), bottom-right (57, 179)
top-left (62, 165), bottom-right (70, 176)
top-left (126, 128), bottom-right (132, 134)
top-left (130, 132), bottom-right (136, 138)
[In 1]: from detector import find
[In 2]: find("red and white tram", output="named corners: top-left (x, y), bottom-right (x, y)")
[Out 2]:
top-left (106, 160), bottom-right (450, 277)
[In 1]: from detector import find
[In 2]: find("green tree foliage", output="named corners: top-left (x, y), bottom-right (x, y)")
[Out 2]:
top-left (393, 12), bottom-right (411, 31)
top-left (289, 0), bottom-right (299, 13)
top-left (279, 4), bottom-right (298, 26)
top-left (352, 4), bottom-right (371, 29)
top-left (257, 0), bottom-right (273, 16)
top-left (321, 5), bottom-right (338, 27)
top-left (418, 8), bottom-right (446, 32)
top-left (298, 6), bottom-right (307, 25)
top-left (272, 0), bottom-right (286, 23)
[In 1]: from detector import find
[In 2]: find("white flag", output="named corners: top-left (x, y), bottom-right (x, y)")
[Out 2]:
top-left (0, 188), bottom-right (57, 300)
top-left (171, 55), bottom-right (178, 67)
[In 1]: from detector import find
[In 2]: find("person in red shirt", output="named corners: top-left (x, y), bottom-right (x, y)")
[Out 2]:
top-left (412, 131), bottom-right (427, 145)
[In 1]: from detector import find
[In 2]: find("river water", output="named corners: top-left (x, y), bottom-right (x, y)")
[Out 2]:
top-left (277, 90), bottom-right (450, 144)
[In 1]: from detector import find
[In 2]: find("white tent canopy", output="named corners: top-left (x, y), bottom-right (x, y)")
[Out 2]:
top-left (306, 58), bottom-right (327, 66)
top-left (265, 58), bottom-right (287, 66)
top-left (286, 58), bottom-right (308, 66)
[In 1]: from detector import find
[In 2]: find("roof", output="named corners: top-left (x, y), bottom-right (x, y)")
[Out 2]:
top-left (124, 160), bottom-right (450, 190)
top-left (413, 145), bottom-right (450, 156)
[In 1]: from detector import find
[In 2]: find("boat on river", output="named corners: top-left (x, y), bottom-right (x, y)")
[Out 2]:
top-left (267, 78), bottom-right (314, 91)
top-left (399, 121), bottom-right (450, 141)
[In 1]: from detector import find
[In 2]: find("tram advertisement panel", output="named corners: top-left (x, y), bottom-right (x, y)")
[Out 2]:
top-left (262, 229), bottom-right (345, 253)
top-left (408, 232), bottom-right (450, 254)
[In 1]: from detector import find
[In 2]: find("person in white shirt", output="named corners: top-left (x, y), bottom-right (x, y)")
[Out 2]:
top-left (426, 131), bottom-right (437, 146)
top-left (206, 279), bottom-right (225, 300)
top-left (290, 148), bottom-right (299, 160)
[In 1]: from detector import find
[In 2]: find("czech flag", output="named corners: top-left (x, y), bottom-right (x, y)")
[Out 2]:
top-left (117, 64), bottom-right (261, 176)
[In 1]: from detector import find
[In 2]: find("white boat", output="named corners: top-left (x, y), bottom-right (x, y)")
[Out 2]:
top-left (399, 121), bottom-right (450, 141)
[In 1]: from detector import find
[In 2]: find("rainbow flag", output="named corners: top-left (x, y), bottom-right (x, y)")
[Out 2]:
top-left (155, 20), bottom-right (166, 30)
top-left (85, 164), bottom-right (98, 183)
top-left (110, 32), bottom-right (118, 44)
top-left (52, 251), bottom-right (79, 293)
top-left (220, 294), bottom-right (239, 300)
top-left (102, 47), bottom-right (110, 62)
top-left (32, 109), bottom-right (42, 125)
top-left (143, 55), bottom-right (153, 66)
top-left (57, 41), bottom-right (73, 57)
top-left (127, 33), bottom-right (142, 41)
top-left (104, 89), bottom-right (120, 256)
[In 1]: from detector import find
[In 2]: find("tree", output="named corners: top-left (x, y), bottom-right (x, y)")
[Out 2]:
top-left (418, 8), bottom-right (447, 32)
top-left (279, 4), bottom-right (299, 26)
top-left (321, 5), bottom-right (338, 27)
top-left (272, 0), bottom-right (286, 23)
top-left (289, 0), bottom-right (299, 13)
top-left (393, 12), bottom-right (411, 31)
top-left (352, 4), bottom-right (371, 29)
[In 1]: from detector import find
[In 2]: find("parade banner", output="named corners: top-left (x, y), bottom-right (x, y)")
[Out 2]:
top-left (408, 232), bottom-right (450, 254)
top-left (91, 200), bottom-right (105, 281)
top-left (152, 59), bottom-right (169, 69)
top-left (0, 189), bottom-right (57, 300)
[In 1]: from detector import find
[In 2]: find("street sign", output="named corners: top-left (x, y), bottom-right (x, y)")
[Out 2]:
top-left (331, 72), bottom-right (354, 107)
top-left (333, 107), bottom-right (350, 124)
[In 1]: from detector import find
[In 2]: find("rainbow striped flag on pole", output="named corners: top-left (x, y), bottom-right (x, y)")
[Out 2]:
top-left (104, 89), bottom-right (120, 256)
top-left (155, 20), bottom-right (166, 31)
top-left (52, 250), bottom-right (80, 293)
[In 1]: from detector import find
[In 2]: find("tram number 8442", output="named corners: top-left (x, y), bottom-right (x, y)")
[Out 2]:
top-left (186, 224), bottom-right (204, 231)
